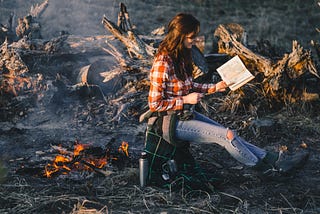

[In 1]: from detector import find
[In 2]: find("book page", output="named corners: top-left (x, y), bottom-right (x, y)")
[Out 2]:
top-left (216, 55), bottom-right (254, 91)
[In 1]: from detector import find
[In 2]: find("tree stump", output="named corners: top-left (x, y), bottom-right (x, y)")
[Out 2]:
top-left (214, 23), bottom-right (320, 106)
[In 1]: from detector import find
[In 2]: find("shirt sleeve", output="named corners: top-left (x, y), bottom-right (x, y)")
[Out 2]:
top-left (192, 81), bottom-right (215, 93)
top-left (148, 57), bottom-right (184, 112)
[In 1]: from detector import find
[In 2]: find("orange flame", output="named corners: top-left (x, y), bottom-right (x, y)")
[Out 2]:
top-left (44, 155), bottom-right (71, 177)
top-left (74, 143), bottom-right (88, 156)
top-left (44, 141), bottom-right (129, 178)
top-left (118, 141), bottom-right (129, 157)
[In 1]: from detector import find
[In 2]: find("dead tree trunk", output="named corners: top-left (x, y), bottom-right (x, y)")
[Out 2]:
top-left (102, 3), bottom-right (210, 82)
top-left (214, 23), bottom-right (320, 103)
top-left (102, 3), bottom-right (156, 60)
top-left (15, 0), bottom-right (48, 40)
top-left (214, 23), bottom-right (272, 75)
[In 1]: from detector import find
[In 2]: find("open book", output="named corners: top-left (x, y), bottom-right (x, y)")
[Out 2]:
top-left (216, 55), bottom-right (254, 91)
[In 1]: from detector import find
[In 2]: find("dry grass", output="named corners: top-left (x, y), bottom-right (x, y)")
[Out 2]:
top-left (1, 1), bottom-right (320, 213)
top-left (2, 161), bottom-right (319, 213)
top-left (1, 91), bottom-right (320, 213)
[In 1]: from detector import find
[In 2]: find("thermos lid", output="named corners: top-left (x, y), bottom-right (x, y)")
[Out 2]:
top-left (141, 151), bottom-right (147, 158)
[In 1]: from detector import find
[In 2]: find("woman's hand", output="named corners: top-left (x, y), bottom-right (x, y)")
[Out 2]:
top-left (216, 81), bottom-right (229, 92)
top-left (182, 92), bottom-right (203, 104)
top-left (208, 81), bottom-right (229, 94)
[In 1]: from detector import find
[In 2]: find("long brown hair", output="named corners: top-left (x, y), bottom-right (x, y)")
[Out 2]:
top-left (157, 13), bottom-right (200, 80)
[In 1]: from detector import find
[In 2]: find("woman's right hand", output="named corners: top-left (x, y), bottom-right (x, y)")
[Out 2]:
top-left (182, 92), bottom-right (203, 104)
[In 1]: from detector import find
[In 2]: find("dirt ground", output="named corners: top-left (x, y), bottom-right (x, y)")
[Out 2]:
top-left (1, 0), bottom-right (320, 213)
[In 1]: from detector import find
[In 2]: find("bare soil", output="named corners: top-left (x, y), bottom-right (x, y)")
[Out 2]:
top-left (1, 0), bottom-right (320, 213)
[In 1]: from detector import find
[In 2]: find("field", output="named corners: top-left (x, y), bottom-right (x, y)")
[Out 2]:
top-left (1, 0), bottom-right (319, 51)
top-left (1, 0), bottom-right (320, 213)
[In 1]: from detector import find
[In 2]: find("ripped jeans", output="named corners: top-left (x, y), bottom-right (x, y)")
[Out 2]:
top-left (175, 111), bottom-right (266, 166)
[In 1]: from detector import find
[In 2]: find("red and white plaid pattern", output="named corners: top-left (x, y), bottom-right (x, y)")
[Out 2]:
top-left (148, 54), bottom-right (215, 112)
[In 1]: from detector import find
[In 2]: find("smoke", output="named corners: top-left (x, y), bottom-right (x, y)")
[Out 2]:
top-left (40, 0), bottom-right (119, 38)
top-left (0, 0), bottom-right (121, 38)
top-left (1, 0), bottom-right (319, 52)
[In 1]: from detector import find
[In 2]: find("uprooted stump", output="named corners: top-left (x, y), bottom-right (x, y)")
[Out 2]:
top-left (1, 2), bottom-right (320, 213)
top-left (100, 3), bottom-right (320, 117)
top-left (2, 1), bottom-right (320, 124)
top-left (213, 23), bottom-right (320, 114)
top-left (0, 39), bottom-right (42, 120)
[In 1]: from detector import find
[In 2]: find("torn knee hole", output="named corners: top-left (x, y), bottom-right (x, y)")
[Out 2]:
top-left (226, 129), bottom-right (234, 140)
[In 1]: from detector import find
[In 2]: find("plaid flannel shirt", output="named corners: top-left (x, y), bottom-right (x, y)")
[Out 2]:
top-left (148, 54), bottom-right (215, 112)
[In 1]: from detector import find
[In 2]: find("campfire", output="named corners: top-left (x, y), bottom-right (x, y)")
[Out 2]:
top-left (1, 1), bottom-right (320, 213)
top-left (44, 140), bottom-right (130, 178)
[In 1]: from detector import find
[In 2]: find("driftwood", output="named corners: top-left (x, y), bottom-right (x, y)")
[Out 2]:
top-left (214, 23), bottom-right (319, 77)
top-left (16, 0), bottom-right (48, 39)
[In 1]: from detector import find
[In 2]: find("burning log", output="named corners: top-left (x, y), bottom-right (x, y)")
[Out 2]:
top-left (81, 160), bottom-right (113, 177)
top-left (44, 141), bottom-right (130, 178)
